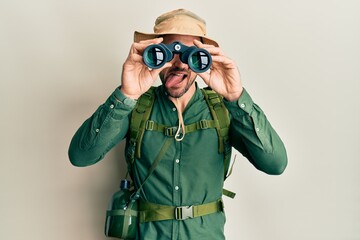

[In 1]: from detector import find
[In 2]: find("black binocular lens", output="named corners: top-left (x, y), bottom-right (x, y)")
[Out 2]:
top-left (143, 42), bottom-right (212, 73)
top-left (188, 50), bottom-right (211, 72)
top-left (143, 45), bottom-right (169, 69)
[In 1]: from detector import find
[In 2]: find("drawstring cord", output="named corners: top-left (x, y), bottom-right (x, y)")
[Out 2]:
top-left (174, 98), bottom-right (185, 141)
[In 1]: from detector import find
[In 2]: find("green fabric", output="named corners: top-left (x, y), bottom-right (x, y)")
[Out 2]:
top-left (134, 137), bottom-right (173, 198)
top-left (69, 84), bottom-right (288, 240)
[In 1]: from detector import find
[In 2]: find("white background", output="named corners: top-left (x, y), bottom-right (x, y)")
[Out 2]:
top-left (1, 0), bottom-right (359, 239)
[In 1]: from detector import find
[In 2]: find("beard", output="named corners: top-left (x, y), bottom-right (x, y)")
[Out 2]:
top-left (160, 66), bottom-right (196, 98)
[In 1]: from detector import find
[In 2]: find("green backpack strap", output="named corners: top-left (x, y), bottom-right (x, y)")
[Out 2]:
top-left (144, 119), bottom-right (217, 136)
top-left (128, 87), bottom-right (156, 163)
top-left (200, 88), bottom-right (231, 176)
top-left (201, 88), bottom-right (236, 199)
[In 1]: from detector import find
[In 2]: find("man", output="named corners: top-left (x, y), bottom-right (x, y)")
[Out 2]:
top-left (69, 8), bottom-right (287, 240)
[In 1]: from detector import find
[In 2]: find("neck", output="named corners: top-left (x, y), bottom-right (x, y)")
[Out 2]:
top-left (169, 83), bottom-right (196, 112)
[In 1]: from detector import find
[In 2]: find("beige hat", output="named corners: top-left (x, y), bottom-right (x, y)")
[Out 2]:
top-left (134, 9), bottom-right (219, 47)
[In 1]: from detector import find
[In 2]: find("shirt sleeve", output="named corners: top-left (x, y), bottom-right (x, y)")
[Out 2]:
top-left (68, 87), bottom-right (134, 167)
top-left (224, 88), bottom-right (288, 175)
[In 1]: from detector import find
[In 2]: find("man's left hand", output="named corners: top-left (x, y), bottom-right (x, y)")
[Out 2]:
top-left (195, 40), bottom-right (243, 101)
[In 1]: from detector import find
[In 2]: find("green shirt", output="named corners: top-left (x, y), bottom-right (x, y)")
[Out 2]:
top-left (69, 85), bottom-right (287, 240)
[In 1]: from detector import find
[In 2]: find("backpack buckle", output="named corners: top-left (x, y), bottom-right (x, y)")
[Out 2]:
top-left (145, 120), bottom-right (154, 131)
top-left (165, 126), bottom-right (178, 136)
top-left (199, 120), bottom-right (209, 129)
top-left (175, 205), bottom-right (193, 220)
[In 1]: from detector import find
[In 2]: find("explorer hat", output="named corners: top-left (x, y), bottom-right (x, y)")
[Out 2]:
top-left (134, 9), bottom-right (219, 47)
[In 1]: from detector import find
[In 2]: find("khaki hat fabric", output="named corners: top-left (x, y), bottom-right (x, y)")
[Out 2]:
top-left (134, 9), bottom-right (219, 47)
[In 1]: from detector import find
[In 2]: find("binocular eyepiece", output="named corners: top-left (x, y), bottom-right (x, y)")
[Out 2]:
top-left (143, 42), bottom-right (212, 73)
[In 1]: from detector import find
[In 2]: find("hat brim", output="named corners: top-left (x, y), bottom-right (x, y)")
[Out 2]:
top-left (134, 31), bottom-right (219, 47)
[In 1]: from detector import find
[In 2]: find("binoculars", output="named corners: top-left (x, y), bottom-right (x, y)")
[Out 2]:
top-left (143, 42), bottom-right (212, 73)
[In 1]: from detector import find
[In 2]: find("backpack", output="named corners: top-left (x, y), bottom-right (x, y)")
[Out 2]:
top-left (126, 86), bottom-right (235, 198)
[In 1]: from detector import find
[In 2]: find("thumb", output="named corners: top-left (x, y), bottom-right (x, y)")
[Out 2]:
top-left (197, 71), bottom-right (211, 86)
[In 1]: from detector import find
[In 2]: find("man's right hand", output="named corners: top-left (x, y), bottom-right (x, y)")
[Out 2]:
top-left (120, 38), bottom-right (172, 100)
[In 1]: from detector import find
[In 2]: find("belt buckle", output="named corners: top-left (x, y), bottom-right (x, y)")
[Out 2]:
top-left (175, 205), bottom-right (193, 220)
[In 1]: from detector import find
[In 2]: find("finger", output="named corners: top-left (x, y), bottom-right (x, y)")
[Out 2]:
top-left (193, 39), bottom-right (204, 47)
top-left (211, 55), bottom-right (236, 67)
top-left (138, 37), bottom-right (163, 45)
top-left (206, 47), bottom-right (225, 57)
top-left (132, 37), bottom-right (164, 54)
top-left (129, 37), bottom-right (165, 63)
top-left (194, 39), bottom-right (215, 48)
top-left (194, 39), bottom-right (223, 53)
top-left (129, 53), bottom-right (143, 63)
top-left (149, 62), bottom-right (172, 78)
top-left (197, 71), bottom-right (211, 85)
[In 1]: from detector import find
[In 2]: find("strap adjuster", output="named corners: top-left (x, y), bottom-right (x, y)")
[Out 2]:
top-left (165, 127), bottom-right (178, 136)
top-left (175, 205), bottom-right (193, 220)
top-left (145, 120), bottom-right (154, 131)
top-left (199, 120), bottom-right (209, 129)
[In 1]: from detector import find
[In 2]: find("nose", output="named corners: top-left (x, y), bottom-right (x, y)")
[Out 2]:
top-left (171, 54), bottom-right (188, 69)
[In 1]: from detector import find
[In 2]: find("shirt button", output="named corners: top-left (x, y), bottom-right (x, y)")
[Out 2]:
top-left (240, 103), bottom-right (246, 108)
top-left (175, 186), bottom-right (179, 191)
top-left (175, 159), bottom-right (180, 164)
top-left (110, 104), bottom-right (114, 109)
top-left (172, 107), bottom-right (177, 112)
top-left (256, 127), bottom-right (260, 132)
top-left (95, 128), bottom-right (100, 133)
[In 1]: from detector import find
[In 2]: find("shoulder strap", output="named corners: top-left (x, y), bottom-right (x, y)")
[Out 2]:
top-left (200, 87), bottom-right (231, 177)
top-left (201, 88), bottom-right (236, 199)
top-left (128, 87), bottom-right (156, 162)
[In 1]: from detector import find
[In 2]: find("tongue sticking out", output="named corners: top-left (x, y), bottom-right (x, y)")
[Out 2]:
top-left (165, 73), bottom-right (186, 88)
